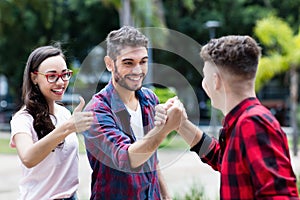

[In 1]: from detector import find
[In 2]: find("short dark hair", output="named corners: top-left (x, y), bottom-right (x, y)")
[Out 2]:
top-left (106, 26), bottom-right (148, 60)
top-left (200, 35), bottom-right (261, 79)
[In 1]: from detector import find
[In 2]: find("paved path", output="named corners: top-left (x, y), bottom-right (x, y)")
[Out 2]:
top-left (0, 151), bottom-right (220, 200)
top-left (1, 137), bottom-right (299, 199)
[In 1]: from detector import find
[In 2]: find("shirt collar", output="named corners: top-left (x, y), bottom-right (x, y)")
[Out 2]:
top-left (107, 79), bottom-right (150, 113)
top-left (222, 97), bottom-right (260, 129)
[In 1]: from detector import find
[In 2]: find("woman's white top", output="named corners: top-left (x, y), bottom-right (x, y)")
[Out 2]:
top-left (10, 104), bottom-right (79, 200)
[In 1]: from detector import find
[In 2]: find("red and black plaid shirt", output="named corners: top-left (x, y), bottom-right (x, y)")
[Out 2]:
top-left (192, 97), bottom-right (299, 199)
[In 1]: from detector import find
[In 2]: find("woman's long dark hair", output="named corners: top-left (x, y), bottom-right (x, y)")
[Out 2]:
top-left (22, 45), bottom-right (65, 140)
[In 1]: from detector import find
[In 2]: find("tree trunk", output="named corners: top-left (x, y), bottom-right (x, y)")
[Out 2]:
top-left (119, 0), bottom-right (133, 26)
top-left (290, 66), bottom-right (298, 156)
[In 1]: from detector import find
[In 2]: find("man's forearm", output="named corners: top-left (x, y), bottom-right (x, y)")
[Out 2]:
top-left (128, 126), bottom-right (169, 169)
top-left (177, 119), bottom-right (203, 148)
top-left (128, 101), bottom-right (183, 169)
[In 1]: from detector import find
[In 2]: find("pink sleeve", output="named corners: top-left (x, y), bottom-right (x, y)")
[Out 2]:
top-left (10, 111), bottom-right (34, 148)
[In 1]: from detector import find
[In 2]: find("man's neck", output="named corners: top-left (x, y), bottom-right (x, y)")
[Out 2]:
top-left (222, 79), bottom-right (256, 115)
top-left (113, 82), bottom-right (138, 111)
top-left (223, 92), bottom-right (256, 116)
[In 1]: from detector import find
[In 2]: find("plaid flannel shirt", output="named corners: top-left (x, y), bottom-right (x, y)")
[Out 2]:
top-left (83, 80), bottom-right (161, 200)
top-left (192, 97), bottom-right (299, 199)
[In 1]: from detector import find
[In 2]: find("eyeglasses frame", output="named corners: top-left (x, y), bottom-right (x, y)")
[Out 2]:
top-left (33, 70), bottom-right (73, 83)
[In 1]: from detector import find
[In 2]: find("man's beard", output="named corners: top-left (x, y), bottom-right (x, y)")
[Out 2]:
top-left (114, 65), bottom-right (145, 91)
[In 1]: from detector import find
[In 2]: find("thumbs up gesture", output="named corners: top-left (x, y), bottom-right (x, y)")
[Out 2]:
top-left (68, 96), bottom-right (94, 133)
top-left (73, 96), bottom-right (86, 113)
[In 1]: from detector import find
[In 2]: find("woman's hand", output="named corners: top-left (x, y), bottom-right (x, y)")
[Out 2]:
top-left (68, 96), bottom-right (94, 133)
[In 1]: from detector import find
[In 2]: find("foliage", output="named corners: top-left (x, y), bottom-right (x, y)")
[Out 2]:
top-left (254, 15), bottom-right (300, 91)
top-left (0, 0), bottom-right (118, 104)
top-left (159, 135), bottom-right (189, 150)
top-left (153, 87), bottom-right (177, 139)
top-left (153, 87), bottom-right (176, 103)
top-left (161, 0), bottom-right (300, 88)
top-left (2, 0), bottom-right (300, 107)
top-left (102, 0), bottom-right (166, 28)
top-left (255, 16), bottom-right (294, 52)
top-left (173, 183), bottom-right (206, 200)
top-left (255, 54), bottom-right (290, 91)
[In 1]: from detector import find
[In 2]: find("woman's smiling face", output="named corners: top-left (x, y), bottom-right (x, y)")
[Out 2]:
top-left (31, 55), bottom-right (69, 104)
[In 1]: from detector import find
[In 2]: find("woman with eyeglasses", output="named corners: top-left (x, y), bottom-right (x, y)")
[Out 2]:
top-left (10, 45), bottom-right (94, 200)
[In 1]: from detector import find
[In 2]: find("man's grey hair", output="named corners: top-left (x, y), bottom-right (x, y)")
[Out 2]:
top-left (106, 26), bottom-right (148, 60)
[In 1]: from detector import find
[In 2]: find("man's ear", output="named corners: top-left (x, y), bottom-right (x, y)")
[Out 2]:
top-left (213, 72), bottom-right (222, 90)
top-left (104, 56), bottom-right (114, 72)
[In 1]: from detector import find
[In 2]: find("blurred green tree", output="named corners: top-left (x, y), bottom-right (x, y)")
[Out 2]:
top-left (0, 0), bottom-right (118, 105)
top-left (160, 0), bottom-right (300, 93)
top-left (2, 0), bottom-right (300, 116)
top-left (0, 0), bottom-right (60, 101)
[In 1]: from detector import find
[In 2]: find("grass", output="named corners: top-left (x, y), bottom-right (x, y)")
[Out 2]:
top-left (0, 137), bottom-right (16, 154)
top-left (0, 134), bottom-right (87, 154)
top-left (77, 134), bottom-right (87, 154)
top-left (0, 133), bottom-right (189, 154)
top-left (173, 183), bottom-right (207, 200)
top-left (159, 134), bottom-right (189, 150)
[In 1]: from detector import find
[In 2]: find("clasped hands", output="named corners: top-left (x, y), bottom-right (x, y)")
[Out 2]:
top-left (154, 96), bottom-right (187, 133)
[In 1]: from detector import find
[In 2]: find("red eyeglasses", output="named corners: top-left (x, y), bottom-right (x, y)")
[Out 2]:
top-left (34, 70), bottom-right (73, 83)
